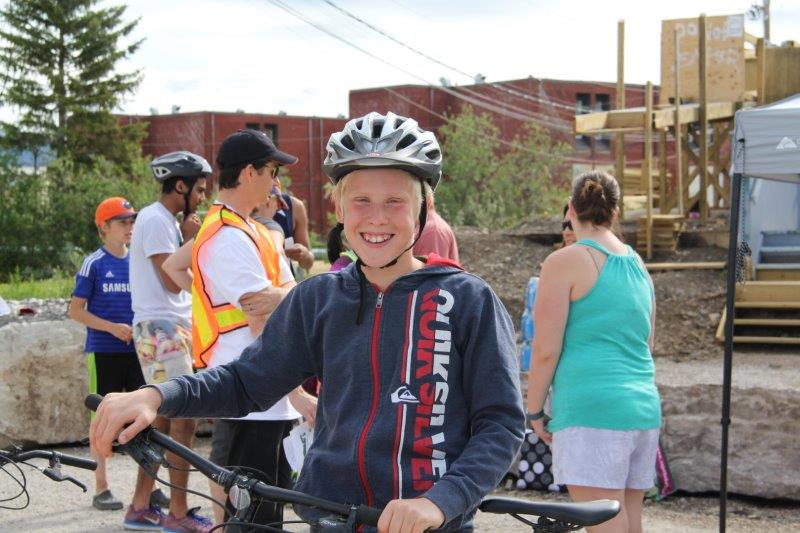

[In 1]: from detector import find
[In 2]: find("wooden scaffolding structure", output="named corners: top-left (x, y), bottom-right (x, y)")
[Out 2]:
top-left (575, 14), bottom-right (800, 259)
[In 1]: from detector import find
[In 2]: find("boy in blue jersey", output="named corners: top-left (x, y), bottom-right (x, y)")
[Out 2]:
top-left (68, 197), bottom-right (143, 511)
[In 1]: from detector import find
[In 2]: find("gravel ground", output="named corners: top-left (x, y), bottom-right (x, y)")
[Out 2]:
top-left (1, 439), bottom-right (798, 532)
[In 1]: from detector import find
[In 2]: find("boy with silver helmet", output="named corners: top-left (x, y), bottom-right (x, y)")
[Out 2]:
top-left (91, 113), bottom-right (524, 533)
top-left (124, 150), bottom-right (212, 531)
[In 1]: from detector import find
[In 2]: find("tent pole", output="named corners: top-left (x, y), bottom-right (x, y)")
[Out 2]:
top-left (719, 172), bottom-right (742, 533)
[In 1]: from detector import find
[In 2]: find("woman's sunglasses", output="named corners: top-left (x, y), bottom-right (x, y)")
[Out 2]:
top-left (562, 220), bottom-right (573, 231)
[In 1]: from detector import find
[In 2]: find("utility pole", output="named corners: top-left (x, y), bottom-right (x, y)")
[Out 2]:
top-left (763, 0), bottom-right (770, 43)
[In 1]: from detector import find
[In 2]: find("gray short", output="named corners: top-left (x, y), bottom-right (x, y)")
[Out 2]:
top-left (552, 427), bottom-right (660, 490)
top-left (209, 419), bottom-right (235, 466)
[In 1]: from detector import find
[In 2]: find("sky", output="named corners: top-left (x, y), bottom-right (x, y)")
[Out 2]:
top-left (5, 0), bottom-right (800, 120)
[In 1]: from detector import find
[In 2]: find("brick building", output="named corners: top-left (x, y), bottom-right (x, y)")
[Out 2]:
top-left (123, 77), bottom-right (658, 233)
top-left (119, 111), bottom-right (346, 233)
top-left (349, 77), bottom-right (657, 173)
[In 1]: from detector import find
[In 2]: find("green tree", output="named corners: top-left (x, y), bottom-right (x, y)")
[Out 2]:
top-left (0, 0), bottom-right (145, 169)
top-left (0, 156), bottom-right (157, 281)
top-left (437, 106), bottom-right (570, 229)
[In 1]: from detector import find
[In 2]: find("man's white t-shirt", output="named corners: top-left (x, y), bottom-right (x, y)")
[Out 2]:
top-left (131, 202), bottom-right (191, 324)
top-left (198, 206), bottom-right (298, 421)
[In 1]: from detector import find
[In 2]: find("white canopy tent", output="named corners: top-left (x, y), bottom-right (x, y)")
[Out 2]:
top-left (720, 94), bottom-right (800, 532)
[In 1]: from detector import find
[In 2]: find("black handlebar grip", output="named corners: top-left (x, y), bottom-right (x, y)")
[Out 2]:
top-left (55, 452), bottom-right (97, 471)
top-left (355, 505), bottom-right (383, 527)
top-left (85, 394), bottom-right (104, 412)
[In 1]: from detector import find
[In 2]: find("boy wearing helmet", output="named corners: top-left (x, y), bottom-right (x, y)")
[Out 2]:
top-left (126, 151), bottom-right (211, 531)
top-left (92, 113), bottom-right (524, 533)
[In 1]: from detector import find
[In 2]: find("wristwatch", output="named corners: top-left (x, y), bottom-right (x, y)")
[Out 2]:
top-left (526, 410), bottom-right (546, 423)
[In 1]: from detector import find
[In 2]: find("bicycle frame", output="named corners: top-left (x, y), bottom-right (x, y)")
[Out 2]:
top-left (85, 393), bottom-right (619, 532)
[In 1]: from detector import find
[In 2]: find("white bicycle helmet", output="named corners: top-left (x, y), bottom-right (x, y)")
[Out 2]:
top-left (151, 151), bottom-right (212, 182)
top-left (323, 112), bottom-right (442, 189)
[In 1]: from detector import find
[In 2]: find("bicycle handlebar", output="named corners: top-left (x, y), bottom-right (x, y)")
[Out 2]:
top-left (8, 450), bottom-right (96, 471)
top-left (85, 394), bottom-right (383, 527)
top-left (86, 394), bottom-right (620, 531)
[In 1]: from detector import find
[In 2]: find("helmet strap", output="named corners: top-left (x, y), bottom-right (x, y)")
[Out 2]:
top-left (181, 178), bottom-right (196, 221)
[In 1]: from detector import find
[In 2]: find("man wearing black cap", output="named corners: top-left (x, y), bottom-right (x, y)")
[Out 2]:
top-left (191, 129), bottom-right (318, 527)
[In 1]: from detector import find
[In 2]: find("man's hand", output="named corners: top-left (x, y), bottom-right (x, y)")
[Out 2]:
top-left (180, 212), bottom-right (202, 240)
top-left (240, 286), bottom-right (287, 317)
top-left (284, 242), bottom-right (314, 270)
top-left (378, 497), bottom-right (445, 533)
top-left (108, 323), bottom-right (133, 343)
top-left (288, 387), bottom-right (318, 428)
top-left (89, 388), bottom-right (163, 458)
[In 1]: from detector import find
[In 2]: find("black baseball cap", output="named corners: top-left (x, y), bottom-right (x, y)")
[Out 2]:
top-left (216, 129), bottom-right (298, 170)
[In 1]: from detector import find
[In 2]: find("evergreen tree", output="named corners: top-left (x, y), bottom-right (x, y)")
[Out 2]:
top-left (0, 0), bottom-right (145, 169)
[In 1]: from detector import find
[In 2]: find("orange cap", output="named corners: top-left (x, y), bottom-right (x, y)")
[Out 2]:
top-left (95, 197), bottom-right (137, 226)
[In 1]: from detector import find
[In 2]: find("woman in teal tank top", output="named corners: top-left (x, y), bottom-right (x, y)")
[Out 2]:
top-left (526, 171), bottom-right (661, 533)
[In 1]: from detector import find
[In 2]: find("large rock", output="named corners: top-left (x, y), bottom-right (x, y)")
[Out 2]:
top-left (658, 354), bottom-right (800, 499)
top-left (0, 320), bottom-right (88, 448)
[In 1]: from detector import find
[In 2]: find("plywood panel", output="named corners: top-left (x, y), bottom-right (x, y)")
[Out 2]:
top-left (763, 46), bottom-right (800, 104)
top-left (660, 14), bottom-right (745, 104)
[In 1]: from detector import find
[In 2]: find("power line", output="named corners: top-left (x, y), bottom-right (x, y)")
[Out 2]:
top-left (316, 1), bottom-right (582, 126)
top-left (265, 0), bottom-right (580, 130)
top-left (321, 0), bottom-right (474, 80)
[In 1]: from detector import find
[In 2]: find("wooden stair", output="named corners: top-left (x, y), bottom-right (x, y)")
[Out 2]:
top-left (636, 214), bottom-right (684, 253)
top-left (622, 166), bottom-right (661, 207)
top-left (716, 281), bottom-right (800, 345)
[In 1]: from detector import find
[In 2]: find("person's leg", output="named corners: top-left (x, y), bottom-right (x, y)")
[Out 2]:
top-left (568, 485), bottom-right (628, 533)
top-left (128, 415), bottom-right (167, 510)
top-left (623, 429), bottom-right (660, 533)
top-left (90, 353), bottom-right (126, 510)
top-left (624, 489), bottom-right (645, 533)
top-left (208, 419), bottom-right (235, 525)
top-left (87, 353), bottom-right (107, 494)
top-left (166, 417), bottom-right (197, 517)
top-left (225, 420), bottom-right (287, 526)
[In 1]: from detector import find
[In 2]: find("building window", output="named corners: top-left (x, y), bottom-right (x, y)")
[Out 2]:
top-left (244, 123), bottom-right (278, 143)
top-left (574, 93), bottom-right (592, 150)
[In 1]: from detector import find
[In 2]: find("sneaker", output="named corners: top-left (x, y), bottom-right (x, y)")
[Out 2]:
top-left (162, 507), bottom-right (213, 533)
top-left (123, 504), bottom-right (166, 531)
top-left (150, 488), bottom-right (171, 508)
top-left (93, 489), bottom-right (124, 511)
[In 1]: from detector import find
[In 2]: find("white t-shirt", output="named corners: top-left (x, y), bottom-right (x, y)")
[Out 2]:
top-left (131, 202), bottom-right (192, 324)
top-left (198, 206), bottom-right (297, 421)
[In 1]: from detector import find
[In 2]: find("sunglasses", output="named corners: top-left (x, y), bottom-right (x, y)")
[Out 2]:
top-left (253, 161), bottom-right (280, 179)
top-left (562, 220), bottom-right (573, 231)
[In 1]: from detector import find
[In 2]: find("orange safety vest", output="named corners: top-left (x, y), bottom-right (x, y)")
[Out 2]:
top-left (191, 204), bottom-right (281, 368)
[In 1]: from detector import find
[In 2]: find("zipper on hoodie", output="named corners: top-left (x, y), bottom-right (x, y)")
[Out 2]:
top-left (356, 290), bottom-right (385, 506)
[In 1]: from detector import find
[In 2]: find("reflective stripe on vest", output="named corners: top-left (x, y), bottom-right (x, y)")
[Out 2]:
top-left (191, 204), bottom-right (280, 368)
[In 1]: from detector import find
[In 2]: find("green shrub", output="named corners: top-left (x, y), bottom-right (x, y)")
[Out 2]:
top-left (436, 106), bottom-right (570, 229)
top-left (0, 156), bottom-right (157, 282)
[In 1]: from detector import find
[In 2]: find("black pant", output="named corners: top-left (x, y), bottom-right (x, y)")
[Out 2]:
top-left (92, 351), bottom-right (145, 395)
top-left (223, 419), bottom-right (294, 531)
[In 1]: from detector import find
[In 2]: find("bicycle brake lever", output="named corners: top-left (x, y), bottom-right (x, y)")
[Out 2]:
top-left (42, 467), bottom-right (88, 492)
top-left (65, 474), bottom-right (87, 492)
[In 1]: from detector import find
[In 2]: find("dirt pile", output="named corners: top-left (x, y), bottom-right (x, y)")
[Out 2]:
top-left (456, 226), bottom-right (727, 359)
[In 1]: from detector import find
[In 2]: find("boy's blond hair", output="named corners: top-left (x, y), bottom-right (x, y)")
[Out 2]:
top-left (331, 170), bottom-right (433, 220)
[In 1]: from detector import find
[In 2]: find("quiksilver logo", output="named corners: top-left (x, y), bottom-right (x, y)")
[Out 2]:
top-left (776, 137), bottom-right (798, 150)
top-left (390, 385), bottom-right (419, 404)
